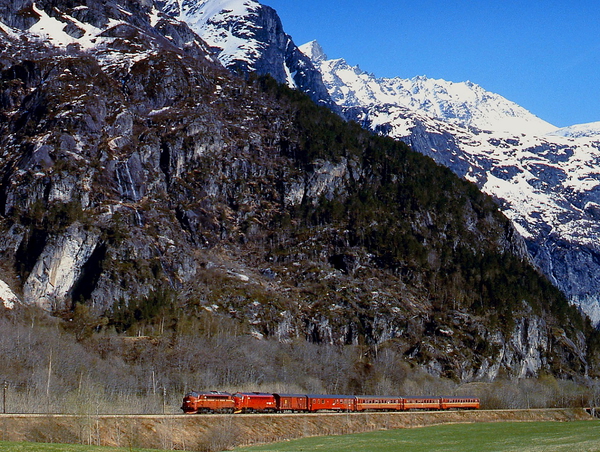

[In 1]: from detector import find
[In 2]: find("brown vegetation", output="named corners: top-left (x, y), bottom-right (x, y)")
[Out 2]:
top-left (0, 409), bottom-right (594, 451)
top-left (0, 305), bottom-right (599, 419)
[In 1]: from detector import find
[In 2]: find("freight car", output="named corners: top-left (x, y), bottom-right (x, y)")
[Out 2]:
top-left (181, 391), bottom-right (480, 414)
top-left (273, 393), bottom-right (308, 412)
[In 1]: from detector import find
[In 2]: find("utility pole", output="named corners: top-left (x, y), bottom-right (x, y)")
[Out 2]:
top-left (3, 381), bottom-right (7, 414)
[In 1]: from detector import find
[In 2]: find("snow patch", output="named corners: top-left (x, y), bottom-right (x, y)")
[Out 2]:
top-left (548, 121), bottom-right (600, 138)
top-left (29, 3), bottom-right (76, 46)
top-left (0, 20), bottom-right (20, 39)
top-left (27, 3), bottom-right (105, 50)
top-left (149, 6), bottom-right (162, 27)
top-left (284, 65), bottom-right (297, 89)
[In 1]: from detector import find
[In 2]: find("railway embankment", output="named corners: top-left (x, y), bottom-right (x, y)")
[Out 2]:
top-left (0, 408), bottom-right (594, 450)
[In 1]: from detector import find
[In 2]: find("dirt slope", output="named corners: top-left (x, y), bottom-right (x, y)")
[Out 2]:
top-left (0, 409), bottom-right (594, 450)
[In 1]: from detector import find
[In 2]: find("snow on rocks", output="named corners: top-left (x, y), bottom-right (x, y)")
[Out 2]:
top-left (301, 40), bottom-right (557, 136)
top-left (160, 0), bottom-right (263, 70)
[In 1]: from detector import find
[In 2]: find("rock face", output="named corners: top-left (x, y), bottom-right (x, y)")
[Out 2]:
top-left (0, 0), bottom-right (597, 380)
top-left (0, 279), bottom-right (18, 308)
top-left (23, 223), bottom-right (100, 310)
top-left (156, 0), bottom-right (338, 111)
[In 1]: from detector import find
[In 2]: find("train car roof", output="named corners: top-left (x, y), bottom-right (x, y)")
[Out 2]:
top-left (305, 394), bottom-right (356, 399)
top-left (440, 396), bottom-right (481, 400)
top-left (273, 393), bottom-right (309, 398)
top-left (355, 395), bottom-right (403, 399)
top-left (403, 396), bottom-right (479, 399)
top-left (233, 392), bottom-right (275, 396)
top-left (402, 396), bottom-right (443, 398)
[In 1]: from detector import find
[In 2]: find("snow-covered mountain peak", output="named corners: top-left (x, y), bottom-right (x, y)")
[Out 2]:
top-left (156, 1), bottom-right (338, 110)
top-left (303, 42), bottom-right (557, 136)
top-left (158, 0), bottom-right (263, 70)
top-left (547, 121), bottom-right (600, 138)
top-left (298, 40), bottom-right (327, 64)
top-left (160, 0), bottom-right (260, 28)
top-left (0, 0), bottom-right (222, 80)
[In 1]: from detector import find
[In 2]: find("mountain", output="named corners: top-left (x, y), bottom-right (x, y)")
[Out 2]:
top-left (301, 41), bottom-right (600, 328)
top-left (0, 0), bottom-right (598, 381)
top-left (300, 41), bottom-right (557, 137)
top-left (548, 121), bottom-right (600, 139)
top-left (155, 0), bottom-right (338, 112)
top-left (143, 0), bottom-right (600, 331)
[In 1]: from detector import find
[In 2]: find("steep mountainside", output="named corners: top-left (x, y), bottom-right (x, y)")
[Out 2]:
top-left (301, 42), bottom-right (600, 328)
top-left (0, 0), bottom-right (598, 380)
top-left (155, 1), bottom-right (600, 329)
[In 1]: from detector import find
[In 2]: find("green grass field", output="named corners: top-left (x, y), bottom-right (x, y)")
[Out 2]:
top-left (235, 420), bottom-right (600, 452)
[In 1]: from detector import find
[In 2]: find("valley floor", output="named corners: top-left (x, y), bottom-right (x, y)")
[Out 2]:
top-left (235, 419), bottom-right (600, 452)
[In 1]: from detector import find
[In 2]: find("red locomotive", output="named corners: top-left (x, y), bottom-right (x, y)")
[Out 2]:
top-left (232, 392), bottom-right (277, 413)
top-left (181, 391), bottom-right (480, 414)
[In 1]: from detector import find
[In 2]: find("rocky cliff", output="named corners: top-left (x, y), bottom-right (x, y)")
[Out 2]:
top-left (155, 0), bottom-right (338, 112)
top-left (0, 0), bottom-right (597, 380)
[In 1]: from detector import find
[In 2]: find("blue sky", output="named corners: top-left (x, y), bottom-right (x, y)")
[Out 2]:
top-left (264, 0), bottom-right (600, 128)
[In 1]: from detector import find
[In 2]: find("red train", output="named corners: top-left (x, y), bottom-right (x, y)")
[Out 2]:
top-left (181, 391), bottom-right (480, 414)
top-left (180, 391), bottom-right (236, 414)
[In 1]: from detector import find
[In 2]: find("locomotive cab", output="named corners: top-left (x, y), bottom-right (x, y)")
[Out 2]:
top-left (181, 391), bottom-right (201, 413)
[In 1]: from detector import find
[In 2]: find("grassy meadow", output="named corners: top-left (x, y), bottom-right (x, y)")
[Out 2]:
top-left (235, 420), bottom-right (600, 452)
